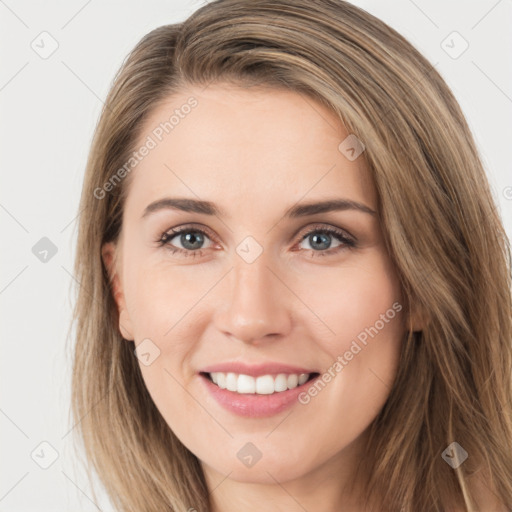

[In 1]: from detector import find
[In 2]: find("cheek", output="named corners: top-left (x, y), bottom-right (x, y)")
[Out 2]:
top-left (296, 254), bottom-right (405, 416)
top-left (308, 266), bottom-right (404, 423)
top-left (123, 264), bottom-right (207, 438)
top-left (123, 262), bottom-right (209, 404)
top-left (298, 255), bottom-right (403, 355)
top-left (124, 259), bottom-right (209, 341)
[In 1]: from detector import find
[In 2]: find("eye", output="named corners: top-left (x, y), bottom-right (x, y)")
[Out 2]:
top-left (294, 224), bottom-right (356, 257)
top-left (158, 224), bottom-right (216, 258)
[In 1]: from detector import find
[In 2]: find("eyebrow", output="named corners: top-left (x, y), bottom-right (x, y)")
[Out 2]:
top-left (141, 197), bottom-right (377, 219)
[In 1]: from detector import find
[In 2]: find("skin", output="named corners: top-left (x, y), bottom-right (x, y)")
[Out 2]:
top-left (102, 83), bottom-right (424, 511)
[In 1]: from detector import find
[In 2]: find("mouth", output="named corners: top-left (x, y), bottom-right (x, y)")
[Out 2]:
top-left (199, 371), bottom-right (320, 395)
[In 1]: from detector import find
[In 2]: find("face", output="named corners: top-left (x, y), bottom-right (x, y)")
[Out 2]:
top-left (102, 83), bottom-right (414, 488)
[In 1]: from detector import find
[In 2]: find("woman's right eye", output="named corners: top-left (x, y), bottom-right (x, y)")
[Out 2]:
top-left (158, 225), bottom-right (215, 257)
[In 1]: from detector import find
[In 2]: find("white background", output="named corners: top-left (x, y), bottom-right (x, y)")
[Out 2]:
top-left (1, 0), bottom-right (511, 510)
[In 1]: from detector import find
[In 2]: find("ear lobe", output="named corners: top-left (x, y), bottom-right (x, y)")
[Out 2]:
top-left (101, 242), bottom-right (134, 341)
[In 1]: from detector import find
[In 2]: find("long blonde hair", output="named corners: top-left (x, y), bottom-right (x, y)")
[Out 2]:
top-left (69, 0), bottom-right (512, 510)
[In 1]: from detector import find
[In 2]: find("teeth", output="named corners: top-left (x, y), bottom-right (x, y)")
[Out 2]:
top-left (274, 374), bottom-right (288, 392)
top-left (287, 374), bottom-right (298, 388)
top-left (208, 372), bottom-right (311, 394)
top-left (298, 373), bottom-right (309, 385)
top-left (216, 372), bottom-right (226, 389)
top-left (238, 374), bottom-right (256, 393)
top-left (226, 372), bottom-right (237, 391)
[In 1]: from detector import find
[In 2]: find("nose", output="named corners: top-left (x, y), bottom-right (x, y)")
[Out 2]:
top-left (213, 255), bottom-right (293, 346)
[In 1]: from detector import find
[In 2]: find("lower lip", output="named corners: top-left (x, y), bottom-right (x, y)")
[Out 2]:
top-left (199, 374), bottom-right (318, 418)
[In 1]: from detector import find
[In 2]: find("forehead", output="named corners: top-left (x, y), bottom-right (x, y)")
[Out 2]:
top-left (123, 83), bottom-right (377, 220)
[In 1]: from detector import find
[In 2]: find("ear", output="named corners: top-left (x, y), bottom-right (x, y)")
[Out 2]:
top-left (101, 242), bottom-right (134, 341)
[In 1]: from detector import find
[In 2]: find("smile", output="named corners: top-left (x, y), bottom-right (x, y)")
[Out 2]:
top-left (203, 371), bottom-right (318, 395)
top-left (199, 367), bottom-right (321, 417)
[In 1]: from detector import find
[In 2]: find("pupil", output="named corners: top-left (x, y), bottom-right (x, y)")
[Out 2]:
top-left (311, 233), bottom-right (331, 250)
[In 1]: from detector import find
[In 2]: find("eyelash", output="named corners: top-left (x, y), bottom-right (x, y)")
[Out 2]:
top-left (157, 223), bottom-right (357, 259)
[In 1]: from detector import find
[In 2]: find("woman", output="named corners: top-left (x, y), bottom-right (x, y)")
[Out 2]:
top-left (70, 0), bottom-right (512, 510)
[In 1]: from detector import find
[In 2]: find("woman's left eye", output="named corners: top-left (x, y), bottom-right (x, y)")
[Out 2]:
top-left (157, 224), bottom-right (356, 258)
top-left (296, 226), bottom-right (356, 257)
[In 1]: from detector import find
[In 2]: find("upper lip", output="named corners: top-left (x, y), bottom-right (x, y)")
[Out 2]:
top-left (199, 362), bottom-right (318, 377)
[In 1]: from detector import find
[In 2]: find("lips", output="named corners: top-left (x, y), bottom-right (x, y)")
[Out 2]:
top-left (198, 361), bottom-right (320, 417)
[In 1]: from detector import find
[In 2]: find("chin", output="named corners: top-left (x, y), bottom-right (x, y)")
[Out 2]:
top-left (217, 462), bottom-right (308, 484)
